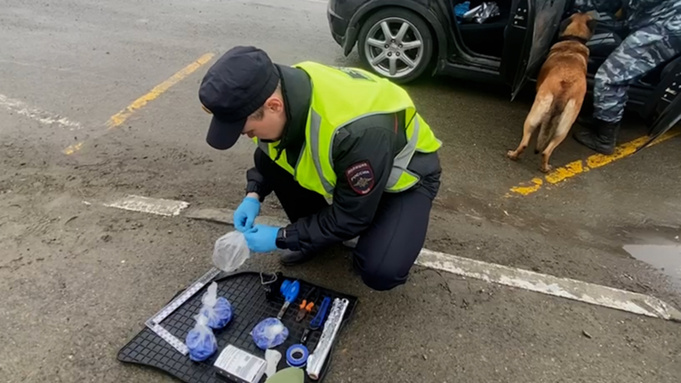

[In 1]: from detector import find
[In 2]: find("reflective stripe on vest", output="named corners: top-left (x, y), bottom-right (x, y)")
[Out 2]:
top-left (307, 109), bottom-right (421, 196)
top-left (386, 116), bottom-right (420, 190)
top-left (309, 110), bottom-right (335, 195)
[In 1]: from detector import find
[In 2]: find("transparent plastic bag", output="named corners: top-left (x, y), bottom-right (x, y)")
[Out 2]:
top-left (199, 282), bottom-right (233, 329)
top-left (185, 314), bottom-right (217, 362)
top-left (265, 349), bottom-right (282, 378)
top-left (212, 231), bottom-right (250, 272)
top-left (250, 317), bottom-right (289, 350)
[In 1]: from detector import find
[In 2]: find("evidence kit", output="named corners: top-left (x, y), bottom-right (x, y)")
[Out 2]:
top-left (118, 269), bottom-right (358, 383)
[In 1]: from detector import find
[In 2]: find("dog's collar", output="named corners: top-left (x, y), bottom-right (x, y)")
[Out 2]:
top-left (558, 35), bottom-right (589, 45)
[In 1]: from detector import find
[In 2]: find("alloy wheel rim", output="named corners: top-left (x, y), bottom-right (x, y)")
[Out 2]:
top-left (364, 17), bottom-right (424, 78)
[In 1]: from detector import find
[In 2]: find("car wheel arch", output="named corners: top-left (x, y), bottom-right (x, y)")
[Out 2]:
top-left (344, 2), bottom-right (448, 68)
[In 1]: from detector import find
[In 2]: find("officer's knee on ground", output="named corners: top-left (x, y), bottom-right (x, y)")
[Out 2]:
top-left (359, 267), bottom-right (406, 291)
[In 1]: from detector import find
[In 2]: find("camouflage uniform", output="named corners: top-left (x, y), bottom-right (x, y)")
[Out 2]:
top-left (576, 0), bottom-right (681, 123)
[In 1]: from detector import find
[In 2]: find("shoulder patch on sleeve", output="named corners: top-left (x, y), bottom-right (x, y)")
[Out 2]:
top-left (345, 161), bottom-right (375, 195)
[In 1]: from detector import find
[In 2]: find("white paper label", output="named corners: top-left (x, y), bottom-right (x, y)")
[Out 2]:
top-left (214, 345), bottom-right (266, 383)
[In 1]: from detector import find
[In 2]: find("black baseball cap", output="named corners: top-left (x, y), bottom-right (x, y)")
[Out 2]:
top-left (199, 46), bottom-right (280, 150)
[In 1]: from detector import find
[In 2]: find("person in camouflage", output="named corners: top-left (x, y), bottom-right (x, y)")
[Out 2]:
top-left (573, 0), bottom-right (681, 154)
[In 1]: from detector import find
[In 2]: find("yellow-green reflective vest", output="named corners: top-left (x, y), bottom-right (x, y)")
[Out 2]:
top-left (255, 62), bottom-right (441, 198)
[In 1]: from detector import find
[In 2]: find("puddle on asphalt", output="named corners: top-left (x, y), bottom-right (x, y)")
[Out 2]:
top-left (621, 226), bottom-right (681, 290)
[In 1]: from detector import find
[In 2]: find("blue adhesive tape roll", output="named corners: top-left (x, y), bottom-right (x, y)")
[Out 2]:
top-left (286, 344), bottom-right (309, 368)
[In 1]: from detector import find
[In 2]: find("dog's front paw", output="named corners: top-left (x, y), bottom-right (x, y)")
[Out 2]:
top-left (506, 150), bottom-right (519, 161)
top-left (540, 164), bottom-right (553, 173)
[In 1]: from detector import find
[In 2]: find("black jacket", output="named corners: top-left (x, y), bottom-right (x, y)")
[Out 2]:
top-left (246, 65), bottom-right (441, 254)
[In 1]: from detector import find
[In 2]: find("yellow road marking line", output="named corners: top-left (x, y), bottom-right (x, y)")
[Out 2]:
top-left (63, 52), bottom-right (215, 155)
top-left (105, 53), bottom-right (214, 130)
top-left (63, 142), bottom-right (82, 155)
top-left (63, 142), bottom-right (84, 155)
top-left (508, 129), bottom-right (681, 196)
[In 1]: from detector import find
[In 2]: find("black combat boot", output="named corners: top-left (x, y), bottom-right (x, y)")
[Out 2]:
top-left (279, 250), bottom-right (316, 266)
top-left (576, 114), bottom-right (599, 131)
top-left (573, 117), bottom-right (620, 155)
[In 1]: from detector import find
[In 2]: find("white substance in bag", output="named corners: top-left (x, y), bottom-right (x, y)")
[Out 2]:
top-left (212, 231), bottom-right (250, 272)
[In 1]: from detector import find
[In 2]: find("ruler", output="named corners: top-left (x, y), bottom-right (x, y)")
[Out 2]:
top-left (145, 267), bottom-right (222, 355)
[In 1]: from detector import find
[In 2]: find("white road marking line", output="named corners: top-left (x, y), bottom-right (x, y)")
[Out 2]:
top-left (103, 196), bottom-right (681, 322)
top-left (103, 195), bottom-right (189, 217)
top-left (417, 249), bottom-right (681, 322)
top-left (0, 94), bottom-right (83, 131)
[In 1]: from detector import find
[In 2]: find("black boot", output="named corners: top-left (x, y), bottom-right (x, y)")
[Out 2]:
top-left (576, 115), bottom-right (599, 131)
top-left (573, 118), bottom-right (620, 155)
top-left (279, 250), bottom-right (317, 266)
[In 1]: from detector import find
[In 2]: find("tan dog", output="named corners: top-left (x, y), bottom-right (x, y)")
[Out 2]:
top-left (507, 13), bottom-right (597, 173)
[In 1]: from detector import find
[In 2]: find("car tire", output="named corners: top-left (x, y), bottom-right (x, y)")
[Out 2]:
top-left (357, 7), bottom-right (434, 84)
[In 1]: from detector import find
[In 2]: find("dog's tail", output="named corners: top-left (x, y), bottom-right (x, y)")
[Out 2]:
top-left (535, 94), bottom-right (569, 154)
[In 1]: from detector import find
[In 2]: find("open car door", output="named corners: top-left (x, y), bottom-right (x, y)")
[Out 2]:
top-left (636, 60), bottom-right (681, 152)
top-left (501, 0), bottom-right (569, 101)
top-left (636, 84), bottom-right (681, 151)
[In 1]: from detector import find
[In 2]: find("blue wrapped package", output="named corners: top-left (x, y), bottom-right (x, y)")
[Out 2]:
top-left (185, 314), bottom-right (217, 362)
top-left (251, 317), bottom-right (289, 350)
top-left (454, 1), bottom-right (470, 23)
top-left (200, 282), bottom-right (233, 329)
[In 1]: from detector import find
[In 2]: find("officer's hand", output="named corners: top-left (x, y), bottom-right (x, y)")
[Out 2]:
top-left (243, 225), bottom-right (280, 253)
top-left (233, 196), bottom-right (260, 232)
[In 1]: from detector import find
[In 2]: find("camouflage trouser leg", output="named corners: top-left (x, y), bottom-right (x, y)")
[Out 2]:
top-left (594, 23), bottom-right (681, 123)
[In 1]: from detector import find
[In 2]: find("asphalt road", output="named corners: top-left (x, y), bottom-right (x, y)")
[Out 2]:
top-left (1, 1), bottom-right (681, 382)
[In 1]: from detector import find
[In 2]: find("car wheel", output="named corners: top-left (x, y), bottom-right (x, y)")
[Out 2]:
top-left (357, 7), bottom-right (434, 84)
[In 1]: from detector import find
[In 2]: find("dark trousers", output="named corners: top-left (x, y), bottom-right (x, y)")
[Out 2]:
top-left (254, 149), bottom-right (435, 291)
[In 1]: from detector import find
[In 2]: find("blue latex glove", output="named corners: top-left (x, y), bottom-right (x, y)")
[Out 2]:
top-left (244, 224), bottom-right (280, 253)
top-left (234, 196), bottom-right (260, 232)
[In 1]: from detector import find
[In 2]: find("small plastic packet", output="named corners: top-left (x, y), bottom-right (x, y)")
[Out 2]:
top-left (185, 314), bottom-right (218, 362)
top-left (199, 282), bottom-right (233, 329)
top-left (250, 317), bottom-right (289, 350)
top-left (213, 231), bottom-right (250, 272)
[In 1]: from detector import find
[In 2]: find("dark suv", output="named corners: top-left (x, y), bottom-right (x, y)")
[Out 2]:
top-left (327, 0), bottom-right (681, 143)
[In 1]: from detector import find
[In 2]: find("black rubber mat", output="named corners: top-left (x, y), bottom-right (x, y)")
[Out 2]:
top-left (118, 271), bottom-right (358, 383)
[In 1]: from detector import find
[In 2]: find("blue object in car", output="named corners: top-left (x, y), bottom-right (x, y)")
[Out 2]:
top-left (454, 1), bottom-right (470, 23)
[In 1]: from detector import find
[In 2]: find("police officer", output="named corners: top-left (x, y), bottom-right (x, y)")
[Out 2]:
top-left (573, 0), bottom-right (681, 154)
top-left (198, 46), bottom-right (442, 291)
